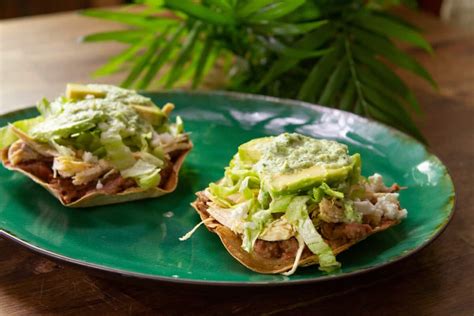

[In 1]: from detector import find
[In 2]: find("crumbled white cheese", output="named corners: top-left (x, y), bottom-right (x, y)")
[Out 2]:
top-left (354, 200), bottom-right (382, 223)
top-left (368, 173), bottom-right (389, 192)
top-left (159, 133), bottom-right (174, 145)
top-left (96, 180), bottom-right (103, 190)
top-left (374, 193), bottom-right (407, 220)
top-left (82, 151), bottom-right (98, 163)
top-left (354, 193), bottom-right (407, 222)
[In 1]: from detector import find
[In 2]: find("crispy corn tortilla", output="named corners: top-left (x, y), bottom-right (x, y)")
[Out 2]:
top-left (192, 191), bottom-right (398, 274)
top-left (1, 142), bottom-right (192, 208)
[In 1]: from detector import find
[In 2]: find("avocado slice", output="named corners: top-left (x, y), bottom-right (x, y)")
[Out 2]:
top-left (66, 83), bottom-right (106, 100)
top-left (132, 104), bottom-right (166, 126)
top-left (238, 137), bottom-right (272, 163)
top-left (238, 135), bottom-right (359, 195)
top-left (264, 154), bottom-right (360, 195)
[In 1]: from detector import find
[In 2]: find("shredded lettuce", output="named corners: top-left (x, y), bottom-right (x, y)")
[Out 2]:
top-left (121, 159), bottom-right (157, 178)
top-left (312, 182), bottom-right (344, 203)
top-left (121, 159), bottom-right (161, 189)
top-left (139, 151), bottom-right (164, 167)
top-left (50, 139), bottom-right (75, 157)
top-left (285, 196), bottom-right (340, 272)
top-left (209, 170), bottom-right (259, 207)
top-left (343, 200), bottom-right (362, 223)
top-left (0, 116), bottom-right (44, 149)
top-left (37, 97), bottom-right (63, 118)
top-left (136, 168), bottom-right (161, 189)
top-left (242, 208), bottom-right (272, 252)
top-left (239, 176), bottom-right (258, 200)
top-left (170, 115), bottom-right (184, 135)
top-left (269, 195), bottom-right (293, 213)
top-left (257, 189), bottom-right (270, 209)
top-left (209, 182), bottom-right (238, 199)
top-left (208, 184), bottom-right (235, 208)
top-left (100, 132), bottom-right (135, 170)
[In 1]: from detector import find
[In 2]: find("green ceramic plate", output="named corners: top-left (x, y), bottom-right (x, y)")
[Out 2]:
top-left (0, 91), bottom-right (455, 285)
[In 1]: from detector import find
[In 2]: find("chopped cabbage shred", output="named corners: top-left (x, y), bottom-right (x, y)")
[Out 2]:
top-left (285, 196), bottom-right (340, 272)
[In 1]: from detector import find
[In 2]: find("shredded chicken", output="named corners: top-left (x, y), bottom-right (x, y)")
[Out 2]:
top-left (162, 141), bottom-right (192, 154)
top-left (8, 140), bottom-right (41, 165)
top-left (151, 132), bottom-right (191, 154)
top-left (73, 160), bottom-right (112, 185)
top-left (318, 198), bottom-right (345, 223)
top-left (9, 126), bottom-right (57, 157)
top-left (259, 217), bottom-right (295, 241)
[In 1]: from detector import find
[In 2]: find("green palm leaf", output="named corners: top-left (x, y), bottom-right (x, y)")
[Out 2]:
top-left (247, 0), bottom-right (306, 21)
top-left (257, 24), bottom-right (335, 90)
top-left (237, 0), bottom-right (275, 17)
top-left (352, 44), bottom-right (421, 113)
top-left (318, 57), bottom-right (349, 105)
top-left (253, 20), bottom-right (327, 35)
top-left (81, 9), bottom-right (175, 29)
top-left (138, 24), bottom-right (186, 89)
top-left (122, 30), bottom-right (170, 88)
top-left (354, 12), bottom-right (432, 53)
top-left (258, 36), bottom-right (332, 59)
top-left (81, 30), bottom-right (149, 43)
top-left (192, 36), bottom-right (215, 88)
top-left (93, 35), bottom-right (153, 77)
top-left (352, 27), bottom-right (437, 88)
top-left (339, 81), bottom-right (356, 111)
top-left (298, 39), bottom-right (344, 102)
top-left (164, 0), bottom-right (234, 25)
top-left (165, 22), bottom-right (202, 87)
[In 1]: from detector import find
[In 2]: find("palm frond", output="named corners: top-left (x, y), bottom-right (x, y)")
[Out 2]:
top-left (81, 0), bottom-right (436, 142)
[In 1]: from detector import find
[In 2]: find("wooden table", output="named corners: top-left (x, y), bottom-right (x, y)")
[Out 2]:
top-left (1, 9), bottom-right (473, 315)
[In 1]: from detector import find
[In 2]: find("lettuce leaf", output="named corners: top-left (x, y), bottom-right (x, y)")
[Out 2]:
top-left (312, 182), bottom-right (344, 203)
top-left (241, 208), bottom-right (272, 252)
top-left (136, 168), bottom-right (161, 189)
top-left (286, 196), bottom-right (340, 272)
top-left (269, 195), bottom-right (293, 213)
top-left (343, 200), bottom-right (362, 223)
top-left (121, 158), bottom-right (162, 189)
top-left (121, 159), bottom-right (156, 178)
top-left (37, 97), bottom-right (64, 118)
top-left (100, 133), bottom-right (135, 170)
top-left (31, 115), bottom-right (99, 142)
top-left (0, 116), bottom-right (44, 149)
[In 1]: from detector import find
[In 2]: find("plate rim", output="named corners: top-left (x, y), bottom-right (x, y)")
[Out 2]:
top-left (0, 90), bottom-right (456, 286)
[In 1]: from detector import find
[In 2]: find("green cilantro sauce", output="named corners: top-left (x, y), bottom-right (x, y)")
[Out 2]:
top-left (253, 133), bottom-right (352, 175)
top-left (30, 85), bottom-right (154, 142)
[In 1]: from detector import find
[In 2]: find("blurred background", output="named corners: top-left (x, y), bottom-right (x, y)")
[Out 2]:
top-left (0, 0), bottom-right (473, 27)
top-left (0, 0), bottom-right (126, 19)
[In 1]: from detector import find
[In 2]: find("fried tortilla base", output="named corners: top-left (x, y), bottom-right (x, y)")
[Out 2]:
top-left (1, 142), bottom-right (192, 208)
top-left (192, 191), bottom-right (398, 274)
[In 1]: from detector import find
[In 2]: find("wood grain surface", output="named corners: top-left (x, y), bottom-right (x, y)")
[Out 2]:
top-left (0, 8), bottom-right (473, 316)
